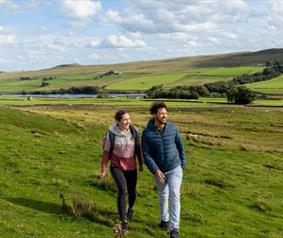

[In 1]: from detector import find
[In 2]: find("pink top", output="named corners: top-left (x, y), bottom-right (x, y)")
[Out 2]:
top-left (101, 124), bottom-right (137, 173)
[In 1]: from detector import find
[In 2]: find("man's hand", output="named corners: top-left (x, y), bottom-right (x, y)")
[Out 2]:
top-left (155, 169), bottom-right (165, 184)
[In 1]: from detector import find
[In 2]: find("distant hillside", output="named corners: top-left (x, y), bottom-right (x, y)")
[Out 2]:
top-left (1, 48), bottom-right (283, 80)
top-left (193, 48), bottom-right (283, 68)
top-left (0, 48), bottom-right (282, 94)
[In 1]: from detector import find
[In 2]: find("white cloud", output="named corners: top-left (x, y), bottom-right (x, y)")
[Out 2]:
top-left (0, 0), bottom-right (19, 11)
top-left (0, 26), bottom-right (16, 44)
top-left (104, 10), bottom-right (121, 22)
top-left (270, 0), bottom-right (283, 14)
top-left (97, 34), bottom-right (148, 49)
top-left (104, 0), bottom-right (252, 35)
top-left (208, 37), bottom-right (221, 45)
top-left (88, 52), bottom-right (99, 60)
top-left (267, 0), bottom-right (283, 31)
top-left (46, 43), bottom-right (66, 52)
top-left (89, 38), bottom-right (100, 47)
top-left (121, 14), bottom-right (156, 33)
top-left (61, 0), bottom-right (102, 20)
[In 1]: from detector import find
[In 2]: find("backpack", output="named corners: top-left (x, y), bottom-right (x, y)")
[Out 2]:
top-left (103, 125), bottom-right (139, 160)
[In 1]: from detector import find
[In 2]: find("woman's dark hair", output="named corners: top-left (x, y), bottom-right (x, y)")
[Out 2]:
top-left (150, 101), bottom-right (167, 114)
top-left (115, 109), bottom-right (129, 121)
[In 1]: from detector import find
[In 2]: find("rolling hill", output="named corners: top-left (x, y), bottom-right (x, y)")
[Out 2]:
top-left (0, 48), bottom-right (283, 94)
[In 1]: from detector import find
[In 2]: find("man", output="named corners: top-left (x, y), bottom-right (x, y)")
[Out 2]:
top-left (142, 101), bottom-right (186, 238)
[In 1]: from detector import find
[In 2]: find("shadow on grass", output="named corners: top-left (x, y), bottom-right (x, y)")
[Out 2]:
top-left (5, 197), bottom-right (64, 216)
top-left (5, 197), bottom-right (117, 228)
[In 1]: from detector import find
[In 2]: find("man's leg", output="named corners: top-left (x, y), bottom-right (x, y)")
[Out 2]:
top-left (166, 165), bottom-right (183, 231)
top-left (154, 175), bottom-right (169, 224)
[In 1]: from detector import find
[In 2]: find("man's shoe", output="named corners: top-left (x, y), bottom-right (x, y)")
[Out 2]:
top-left (170, 228), bottom-right (179, 238)
top-left (121, 220), bottom-right (128, 233)
top-left (127, 208), bottom-right (134, 220)
top-left (159, 220), bottom-right (169, 231)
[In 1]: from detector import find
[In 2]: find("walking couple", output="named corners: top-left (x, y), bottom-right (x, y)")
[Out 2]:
top-left (101, 101), bottom-right (186, 238)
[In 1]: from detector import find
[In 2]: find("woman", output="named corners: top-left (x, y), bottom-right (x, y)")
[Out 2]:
top-left (101, 109), bottom-right (143, 233)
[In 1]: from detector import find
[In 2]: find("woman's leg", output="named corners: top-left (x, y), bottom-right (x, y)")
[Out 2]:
top-left (124, 170), bottom-right (137, 209)
top-left (110, 166), bottom-right (127, 222)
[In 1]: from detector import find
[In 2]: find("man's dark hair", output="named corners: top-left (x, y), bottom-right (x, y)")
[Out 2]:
top-left (115, 109), bottom-right (129, 121)
top-left (150, 101), bottom-right (167, 114)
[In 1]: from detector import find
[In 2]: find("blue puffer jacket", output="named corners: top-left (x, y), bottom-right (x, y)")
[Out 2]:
top-left (142, 119), bottom-right (186, 174)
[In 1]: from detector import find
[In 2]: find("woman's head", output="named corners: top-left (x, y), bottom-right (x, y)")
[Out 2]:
top-left (115, 110), bottom-right (131, 131)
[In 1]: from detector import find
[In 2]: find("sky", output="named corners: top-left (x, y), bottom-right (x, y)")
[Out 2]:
top-left (0, 0), bottom-right (283, 71)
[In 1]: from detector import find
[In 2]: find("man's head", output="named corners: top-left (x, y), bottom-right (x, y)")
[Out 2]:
top-left (150, 101), bottom-right (168, 125)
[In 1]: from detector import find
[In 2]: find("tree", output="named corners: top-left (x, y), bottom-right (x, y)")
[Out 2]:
top-left (227, 86), bottom-right (255, 104)
top-left (41, 81), bottom-right (50, 87)
top-left (97, 90), bottom-right (109, 98)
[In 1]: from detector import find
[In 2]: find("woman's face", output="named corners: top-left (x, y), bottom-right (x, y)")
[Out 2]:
top-left (118, 113), bottom-right (131, 130)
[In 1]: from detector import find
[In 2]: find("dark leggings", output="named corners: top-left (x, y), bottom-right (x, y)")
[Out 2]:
top-left (110, 166), bottom-right (137, 222)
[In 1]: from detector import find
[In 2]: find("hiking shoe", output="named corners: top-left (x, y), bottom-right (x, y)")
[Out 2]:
top-left (170, 228), bottom-right (179, 238)
top-left (159, 220), bottom-right (169, 231)
top-left (127, 208), bottom-right (134, 220)
top-left (121, 220), bottom-right (128, 233)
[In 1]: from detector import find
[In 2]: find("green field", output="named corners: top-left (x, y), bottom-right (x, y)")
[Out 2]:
top-left (0, 67), bottom-right (262, 93)
top-left (1, 99), bottom-right (283, 237)
top-left (107, 67), bottom-right (263, 91)
top-left (0, 96), bottom-right (282, 107)
top-left (246, 75), bottom-right (283, 95)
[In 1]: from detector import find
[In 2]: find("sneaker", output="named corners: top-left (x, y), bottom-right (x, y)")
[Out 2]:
top-left (170, 228), bottom-right (179, 238)
top-left (127, 208), bottom-right (134, 220)
top-left (121, 220), bottom-right (128, 233)
top-left (159, 220), bottom-right (169, 231)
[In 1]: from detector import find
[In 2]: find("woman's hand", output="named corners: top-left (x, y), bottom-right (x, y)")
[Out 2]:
top-left (139, 164), bottom-right (143, 172)
top-left (101, 171), bottom-right (106, 180)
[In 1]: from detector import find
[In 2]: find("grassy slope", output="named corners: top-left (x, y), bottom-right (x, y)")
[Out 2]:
top-left (1, 48), bottom-right (283, 93)
top-left (1, 103), bottom-right (283, 238)
top-left (246, 75), bottom-right (283, 94)
top-left (0, 67), bottom-right (262, 93)
top-left (0, 96), bottom-right (282, 107)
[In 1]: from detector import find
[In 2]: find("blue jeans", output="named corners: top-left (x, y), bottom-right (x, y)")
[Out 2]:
top-left (154, 165), bottom-right (183, 230)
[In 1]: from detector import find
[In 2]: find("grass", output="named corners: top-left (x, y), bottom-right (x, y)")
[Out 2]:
top-left (1, 100), bottom-right (283, 237)
top-left (1, 96), bottom-right (282, 107)
top-left (0, 67), bottom-right (262, 93)
top-left (246, 75), bottom-right (283, 95)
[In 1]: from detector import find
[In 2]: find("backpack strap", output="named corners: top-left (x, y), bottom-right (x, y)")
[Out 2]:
top-left (129, 125), bottom-right (138, 144)
top-left (108, 130), bottom-right (115, 160)
top-left (129, 125), bottom-right (143, 166)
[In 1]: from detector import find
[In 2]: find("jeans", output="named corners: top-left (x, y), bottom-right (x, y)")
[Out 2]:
top-left (110, 166), bottom-right (137, 222)
top-left (154, 165), bottom-right (183, 230)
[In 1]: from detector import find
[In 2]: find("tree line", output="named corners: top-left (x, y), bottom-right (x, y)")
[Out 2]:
top-left (22, 86), bottom-right (100, 95)
top-left (146, 61), bottom-right (282, 104)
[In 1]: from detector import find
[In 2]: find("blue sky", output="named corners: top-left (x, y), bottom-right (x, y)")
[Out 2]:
top-left (0, 0), bottom-right (282, 71)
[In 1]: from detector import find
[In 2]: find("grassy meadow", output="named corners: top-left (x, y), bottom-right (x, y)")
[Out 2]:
top-left (1, 98), bottom-right (283, 238)
top-left (0, 67), bottom-right (262, 93)
top-left (246, 75), bottom-right (283, 95)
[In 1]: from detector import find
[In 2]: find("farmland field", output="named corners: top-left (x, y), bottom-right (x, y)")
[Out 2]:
top-left (0, 66), bottom-right (262, 93)
top-left (1, 98), bottom-right (283, 238)
top-left (107, 67), bottom-right (262, 91)
top-left (246, 75), bottom-right (283, 95)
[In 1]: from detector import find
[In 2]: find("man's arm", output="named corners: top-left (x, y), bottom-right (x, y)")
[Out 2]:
top-left (141, 132), bottom-right (159, 174)
top-left (175, 129), bottom-right (186, 169)
top-left (135, 131), bottom-right (144, 172)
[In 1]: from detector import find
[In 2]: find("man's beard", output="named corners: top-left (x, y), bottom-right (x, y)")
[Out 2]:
top-left (156, 117), bottom-right (166, 125)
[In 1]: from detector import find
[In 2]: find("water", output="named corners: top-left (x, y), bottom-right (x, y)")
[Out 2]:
top-left (1, 93), bottom-right (147, 98)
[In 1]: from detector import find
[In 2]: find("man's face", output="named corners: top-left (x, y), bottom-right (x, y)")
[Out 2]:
top-left (154, 107), bottom-right (168, 124)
